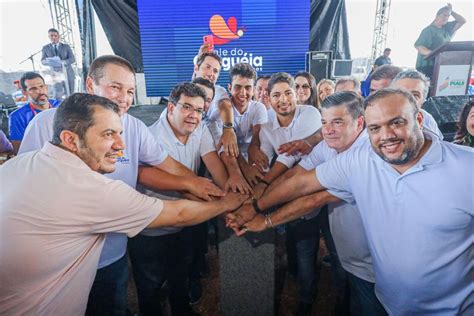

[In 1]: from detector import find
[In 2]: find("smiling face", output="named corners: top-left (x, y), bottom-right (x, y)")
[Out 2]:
top-left (365, 94), bottom-right (425, 168)
top-left (168, 94), bottom-right (205, 139)
top-left (321, 105), bottom-right (363, 153)
top-left (194, 56), bottom-right (221, 84)
top-left (269, 82), bottom-right (297, 118)
top-left (319, 82), bottom-right (335, 102)
top-left (195, 84), bottom-right (214, 113)
top-left (75, 107), bottom-right (125, 174)
top-left (86, 63), bottom-right (136, 116)
top-left (295, 76), bottom-right (312, 105)
top-left (255, 78), bottom-right (270, 107)
top-left (229, 75), bottom-right (254, 112)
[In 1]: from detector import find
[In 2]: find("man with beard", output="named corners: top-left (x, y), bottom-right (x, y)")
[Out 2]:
top-left (231, 88), bottom-right (473, 314)
top-left (8, 72), bottom-right (61, 152)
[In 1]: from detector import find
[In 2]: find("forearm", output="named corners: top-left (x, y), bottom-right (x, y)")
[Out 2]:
top-left (451, 11), bottom-right (466, 24)
top-left (267, 191), bottom-right (339, 227)
top-left (218, 98), bottom-right (233, 123)
top-left (266, 166), bottom-right (300, 193)
top-left (416, 46), bottom-right (432, 56)
top-left (203, 154), bottom-right (228, 189)
top-left (222, 153), bottom-right (244, 178)
top-left (138, 165), bottom-right (193, 192)
top-left (305, 128), bottom-right (323, 147)
top-left (262, 162), bottom-right (287, 184)
top-left (258, 168), bottom-right (322, 210)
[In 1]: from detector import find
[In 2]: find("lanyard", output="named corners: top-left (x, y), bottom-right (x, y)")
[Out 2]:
top-left (29, 102), bottom-right (52, 117)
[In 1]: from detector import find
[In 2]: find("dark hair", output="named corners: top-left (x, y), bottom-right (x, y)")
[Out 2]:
top-left (256, 75), bottom-right (271, 85)
top-left (335, 76), bottom-right (361, 92)
top-left (436, 5), bottom-right (451, 16)
top-left (196, 52), bottom-right (222, 68)
top-left (267, 72), bottom-right (295, 94)
top-left (88, 55), bottom-right (135, 84)
top-left (168, 82), bottom-right (207, 105)
top-left (454, 100), bottom-right (474, 140)
top-left (321, 91), bottom-right (364, 120)
top-left (192, 77), bottom-right (215, 100)
top-left (391, 69), bottom-right (430, 99)
top-left (20, 72), bottom-right (45, 90)
top-left (294, 71), bottom-right (318, 107)
top-left (229, 63), bottom-right (256, 83)
top-left (48, 28), bottom-right (59, 34)
top-left (384, 48), bottom-right (391, 53)
top-left (52, 93), bottom-right (119, 145)
top-left (364, 88), bottom-right (418, 116)
top-left (371, 64), bottom-right (402, 81)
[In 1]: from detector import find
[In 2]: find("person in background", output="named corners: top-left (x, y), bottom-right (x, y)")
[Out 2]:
top-left (8, 72), bottom-right (61, 153)
top-left (369, 64), bottom-right (402, 94)
top-left (335, 76), bottom-right (361, 94)
top-left (294, 71), bottom-right (318, 108)
top-left (316, 79), bottom-right (335, 109)
top-left (0, 130), bottom-right (13, 153)
top-left (255, 75), bottom-right (271, 110)
top-left (414, 3), bottom-right (466, 79)
top-left (453, 99), bottom-right (474, 147)
top-left (373, 48), bottom-right (392, 69)
top-left (11, 80), bottom-right (27, 103)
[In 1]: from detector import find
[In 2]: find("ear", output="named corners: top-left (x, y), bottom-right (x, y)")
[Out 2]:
top-left (416, 110), bottom-right (424, 130)
top-left (228, 83), bottom-right (232, 91)
top-left (356, 115), bottom-right (365, 132)
top-left (194, 64), bottom-right (199, 74)
top-left (59, 130), bottom-right (80, 152)
top-left (85, 76), bottom-right (94, 94)
top-left (167, 102), bottom-right (175, 115)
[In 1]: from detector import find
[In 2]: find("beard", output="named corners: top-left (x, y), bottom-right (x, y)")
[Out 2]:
top-left (30, 94), bottom-right (48, 106)
top-left (373, 126), bottom-right (424, 165)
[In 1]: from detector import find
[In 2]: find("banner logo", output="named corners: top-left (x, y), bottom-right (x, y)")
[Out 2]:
top-left (210, 15), bottom-right (245, 45)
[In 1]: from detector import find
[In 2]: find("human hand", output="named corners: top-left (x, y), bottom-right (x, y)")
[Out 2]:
top-left (225, 173), bottom-right (253, 195)
top-left (248, 144), bottom-right (269, 172)
top-left (231, 214), bottom-right (267, 236)
top-left (241, 163), bottom-right (264, 186)
top-left (198, 43), bottom-right (214, 56)
top-left (217, 129), bottom-right (239, 157)
top-left (225, 203), bottom-right (257, 227)
top-left (188, 177), bottom-right (225, 201)
top-left (221, 191), bottom-right (250, 212)
top-left (278, 139), bottom-right (313, 156)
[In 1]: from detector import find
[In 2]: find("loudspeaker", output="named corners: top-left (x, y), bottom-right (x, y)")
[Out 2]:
top-left (306, 51), bottom-right (332, 84)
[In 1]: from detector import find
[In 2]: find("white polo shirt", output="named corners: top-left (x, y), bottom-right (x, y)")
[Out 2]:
top-left (0, 143), bottom-right (162, 315)
top-left (139, 115), bottom-right (216, 237)
top-left (17, 108), bottom-right (169, 268)
top-left (259, 105), bottom-right (321, 168)
top-left (299, 131), bottom-right (375, 283)
top-left (316, 131), bottom-right (474, 314)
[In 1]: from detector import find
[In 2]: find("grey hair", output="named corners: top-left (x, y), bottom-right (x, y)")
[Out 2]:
top-left (391, 69), bottom-right (430, 99)
top-left (335, 76), bottom-right (361, 91)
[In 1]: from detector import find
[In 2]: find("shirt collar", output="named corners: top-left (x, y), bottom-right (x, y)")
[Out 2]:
top-left (41, 142), bottom-right (92, 171)
top-left (271, 106), bottom-right (300, 130)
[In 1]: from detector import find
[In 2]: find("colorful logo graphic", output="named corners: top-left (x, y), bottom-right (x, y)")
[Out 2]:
top-left (209, 15), bottom-right (245, 45)
top-left (439, 76), bottom-right (450, 92)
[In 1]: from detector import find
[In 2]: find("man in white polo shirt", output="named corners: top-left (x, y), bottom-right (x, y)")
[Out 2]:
top-left (0, 93), bottom-right (246, 315)
top-left (233, 92), bottom-right (386, 315)
top-left (129, 82), bottom-right (229, 315)
top-left (17, 55), bottom-right (225, 315)
top-left (232, 88), bottom-right (473, 314)
top-left (256, 72), bottom-right (322, 313)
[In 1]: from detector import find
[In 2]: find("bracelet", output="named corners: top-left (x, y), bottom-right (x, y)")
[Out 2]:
top-left (260, 179), bottom-right (270, 186)
top-left (264, 214), bottom-right (274, 229)
top-left (252, 198), bottom-right (264, 214)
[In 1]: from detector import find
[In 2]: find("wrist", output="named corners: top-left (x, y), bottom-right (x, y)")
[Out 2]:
top-left (252, 198), bottom-right (264, 214)
top-left (260, 179), bottom-right (270, 186)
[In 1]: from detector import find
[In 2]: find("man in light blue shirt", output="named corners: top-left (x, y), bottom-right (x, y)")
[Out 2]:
top-left (231, 88), bottom-right (473, 314)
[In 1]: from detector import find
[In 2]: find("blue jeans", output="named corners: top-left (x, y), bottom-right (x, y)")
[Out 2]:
top-left (348, 273), bottom-right (387, 316)
top-left (286, 215), bottom-right (320, 303)
top-left (128, 230), bottom-right (193, 316)
top-left (86, 254), bottom-right (128, 316)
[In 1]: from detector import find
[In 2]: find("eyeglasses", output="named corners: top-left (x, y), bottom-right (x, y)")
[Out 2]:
top-left (176, 102), bottom-right (205, 116)
top-left (295, 84), bottom-right (311, 90)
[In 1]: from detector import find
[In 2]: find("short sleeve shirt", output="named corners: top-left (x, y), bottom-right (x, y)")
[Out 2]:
top-left (139, 116), bottom-right (216, 237)
top-left (0, 143), bottom-right (162, 315)
top-left (8, 99), bottom-right (61, 141)
top-left (315, 132), bottom-right (474, 314)
top-left (415, 21), bottom-right (457, 69)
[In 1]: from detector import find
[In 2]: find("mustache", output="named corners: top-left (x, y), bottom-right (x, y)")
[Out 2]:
top-left (379, 137), bottom-right (403, 147)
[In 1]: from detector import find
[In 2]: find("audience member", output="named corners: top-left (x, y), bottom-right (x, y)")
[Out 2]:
top-left (294, 71), bottom-right (318, 108)
top-left (453, 99), bottom-right (474, 147)
top-left (369, 64), bottom-right (402, 94)
top-left (0, 93), bottom-right (246, 315)
top-left (335, 76), bottom-right (361, 94)
top-left (11, 80), bottom-right (27, 103)
top-left (0, 130), bottom-right (13, 153)
top-left (373, 48), bottom-right (392, 68)
top-left (255, 75), bottom-right (271, 109)
top-left (8, 72), bottom-right (61, 153)
top-left (316, 79), bottom-right (335, 109)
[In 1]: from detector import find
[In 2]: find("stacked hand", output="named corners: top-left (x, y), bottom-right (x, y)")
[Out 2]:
top-left (278, 139), bottom-right (313, 156)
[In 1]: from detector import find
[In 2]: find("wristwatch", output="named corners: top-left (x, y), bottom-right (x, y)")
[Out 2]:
top-left (223, 122), bottom-right (234, 129)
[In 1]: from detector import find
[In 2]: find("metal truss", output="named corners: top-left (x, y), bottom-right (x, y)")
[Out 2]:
top-left (370, 0), bottom-right (391, 64)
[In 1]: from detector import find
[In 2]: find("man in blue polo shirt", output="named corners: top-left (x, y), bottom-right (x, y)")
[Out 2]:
top-left (232, 88), bottom-right (473, 314)
top-left (8, 72), bottom-right (60, 152)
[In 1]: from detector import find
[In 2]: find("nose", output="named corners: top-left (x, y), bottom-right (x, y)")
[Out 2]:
top-left (379, 125), bottom-right (397, 140)
top-left (113, 134), bottom-right (126, 151)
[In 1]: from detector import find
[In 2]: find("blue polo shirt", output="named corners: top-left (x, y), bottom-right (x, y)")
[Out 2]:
top-left (8, 99), bottom-right (61, 141)
top-left (316, 132), bottom-right (473, 314)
